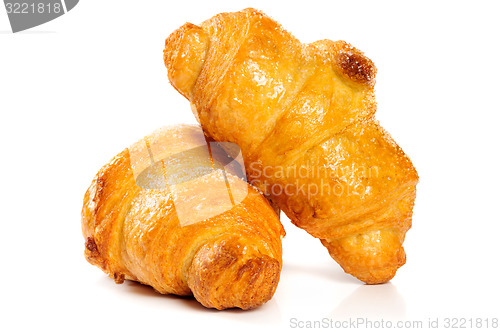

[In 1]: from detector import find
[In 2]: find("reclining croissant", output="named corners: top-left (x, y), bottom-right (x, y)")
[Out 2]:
top-left (164, 8), bottom-right (419, 284)
top-left (82, 125), bottom-right (284, 309)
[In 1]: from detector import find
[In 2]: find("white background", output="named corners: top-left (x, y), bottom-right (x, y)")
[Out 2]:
top-left (1, 1), bottom-right (500, 331)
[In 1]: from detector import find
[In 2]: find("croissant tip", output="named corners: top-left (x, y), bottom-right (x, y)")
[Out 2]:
top-left (223, 255), bottom-right (281, 310)
top-left (335, 50), bottom-right (377, 86)
top-left (355, 267), bottom-right (400, 285)
top-left (188, 238), bottom-right (281, 310)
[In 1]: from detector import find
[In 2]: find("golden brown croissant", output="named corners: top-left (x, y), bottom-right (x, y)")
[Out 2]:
top-left (81, 125), bottom-right (284, 309)
top-left (163, 8), bottom-right (418, 284)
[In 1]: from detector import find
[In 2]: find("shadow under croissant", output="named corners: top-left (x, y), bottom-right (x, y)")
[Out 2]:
top-left (282, 262), bottom-right (360, 285)
top-left (114, 278), bottom-right (281, 315)
top-left (119, 279), bottom-right (215, 311)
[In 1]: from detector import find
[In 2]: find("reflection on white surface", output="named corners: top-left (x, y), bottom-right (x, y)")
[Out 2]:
top-left (330, 283), bottom-right (406, 319)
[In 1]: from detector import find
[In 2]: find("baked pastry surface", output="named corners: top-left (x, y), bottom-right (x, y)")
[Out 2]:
top-left (82, 125), bottom-right (284, 309)
top-left (164, 8), bottom-right (418, 284)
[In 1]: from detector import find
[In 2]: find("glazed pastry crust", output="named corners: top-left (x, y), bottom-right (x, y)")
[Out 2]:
top-left (164, 8), bottom-right (418, 284)
top-left (82, 125), bottom-right (284, 309)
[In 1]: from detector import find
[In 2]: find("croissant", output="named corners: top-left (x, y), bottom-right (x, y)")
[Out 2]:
top-left (81, 125), bottom-right (284, 310)
top-left (163, 8), bottom-right (418, 284)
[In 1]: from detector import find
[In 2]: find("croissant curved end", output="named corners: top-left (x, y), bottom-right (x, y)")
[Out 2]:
top-left (335, 51), bottom-right (377, 86)
top-left (322, 229), bottom-right (406, 284)
top-left (164, 23), bottom-right (209, 99)
top-left (188, 237), bottom-right (281, 310)
top-left (312, 39), bottom-right (377, 87)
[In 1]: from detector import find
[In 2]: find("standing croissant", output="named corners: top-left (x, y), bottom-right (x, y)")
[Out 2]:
top-left (164, 8), bottom-right (418, 284)
top-left (82, 125), bottom-right (284, 309)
